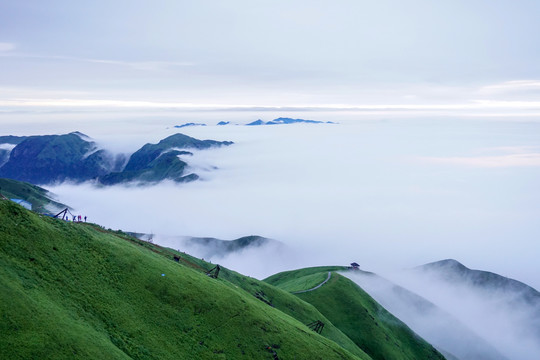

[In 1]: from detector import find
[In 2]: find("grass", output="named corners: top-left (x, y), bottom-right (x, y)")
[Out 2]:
top-left (267, 267), bottom-right (445, 360)
top-left (0, 200), bottom-right (368, 360)
top-left (265, 266), bottom-right (347, 293)
top-left (1, 200), bottom-right (447, 360)
top-left (106, 242), bottom-right (372, 359)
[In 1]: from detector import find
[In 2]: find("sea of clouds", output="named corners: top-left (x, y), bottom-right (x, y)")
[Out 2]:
top-left (15, 111), bottom-right (535, 291)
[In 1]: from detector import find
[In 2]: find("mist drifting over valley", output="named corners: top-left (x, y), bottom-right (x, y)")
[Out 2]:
top-left (346, 260), bottom-right (540, 360)
top-left (13, 113), bottom-right (534, 290)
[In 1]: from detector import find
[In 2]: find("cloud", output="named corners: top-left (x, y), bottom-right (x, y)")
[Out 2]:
top-left (83, 58), bottom-right (194, 71)
top-left (344, 271), bottom-right (510, 360)
top-left (1, 97), bottom-right (540, 117)
top-left (152, 235), bottom-right (303, 280)
top-left (421, 153), bottom-right (540, 168)
top-left (0, 42), bottom-right (15, 51)
top-left (386, 268), bottom-right (540, 360)
top-left (0, 51), bottom-right (193, 71)
top-left (38, 117), bottom-right (540, 292)
top-left (420, 146), bottom-right (540, 168)
top-left (0, 143), bottom-right (17, 151)
top-left (478, 80), bottom-right (540, 94)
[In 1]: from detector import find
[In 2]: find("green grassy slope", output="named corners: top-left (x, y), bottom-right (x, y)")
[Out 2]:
top-left (266, 268), bottom-right (446, 360)
top-left (0, 200), bottom-right (367, 360)
top-left (120, 247), bottom-right (371, 359)
top-left (215, 267), bottom-right (372, 359)
top-left (265, 266), bottom-right (348, 293)
top-left (0, 178), bottom-right (66, 213)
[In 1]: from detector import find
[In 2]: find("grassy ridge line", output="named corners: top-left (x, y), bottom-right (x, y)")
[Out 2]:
top-left (297, 272), bottom-right (446, 360)
top-left (266, 267), bottom-right (447, 360)
top-left (265, 265), bottom-right (349, 287)
top-left (104, 234), bottom-right (372, 359)
top-left (274, 271), bottom-right (331, 293)
top-left (0, 200), bottom-right (367, 360)
top-left (82, 226), bottom-right (371, 358)
top-left (214, 267), bottom-right (373, 360)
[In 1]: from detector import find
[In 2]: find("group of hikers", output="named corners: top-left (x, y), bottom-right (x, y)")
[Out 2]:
top-left (63, 214), bottom-right (87, 222)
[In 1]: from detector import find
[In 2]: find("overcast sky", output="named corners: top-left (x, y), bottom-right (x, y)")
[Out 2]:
top-left (1, 0), bottom-right (540, 111)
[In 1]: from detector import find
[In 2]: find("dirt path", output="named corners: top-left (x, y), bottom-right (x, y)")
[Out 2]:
top-left (292, 272), bottom-right (332, 294)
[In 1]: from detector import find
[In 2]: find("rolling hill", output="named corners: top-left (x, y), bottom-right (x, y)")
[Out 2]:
top-left (265, 267), bottom-right (446, 360)
top-left (0, 199), bottom-right (449, 360)
top-left (0, 199), bottom-right (366, 359)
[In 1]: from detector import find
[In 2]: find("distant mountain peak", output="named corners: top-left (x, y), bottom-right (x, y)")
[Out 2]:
top-left (420, 259), bottom-right (469, 271)
top-left (246, 117), bottom-right (336, 126)
top-left (69, 131), bottom-right (90, 139)
top-left (416, 258), bottom-right (540, 305)
top-left (174, 122), bottom-right (207, 128)
top-left (246, 119), bottom-right (265, 126)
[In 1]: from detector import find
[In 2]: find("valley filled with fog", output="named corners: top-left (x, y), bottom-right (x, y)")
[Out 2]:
top-left (4, 110), bottom-right (540, 359)
top-left (7, 112), bottom-right (534, 290)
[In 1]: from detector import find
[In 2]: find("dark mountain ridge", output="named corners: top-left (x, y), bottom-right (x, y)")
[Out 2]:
top-left (0, 132), bottom-right (232, 185)
top-left (407, 259), bottom-right (540, 359)
top-left (0, 132), bottom-right (113, 184)
top-left (246, 117), bottom-right (337, 126)
top-left (417, 259), bottom-right (540, 305)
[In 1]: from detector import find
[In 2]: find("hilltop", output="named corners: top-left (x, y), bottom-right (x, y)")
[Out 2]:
top-left (417, 259), bottom-right (540, 303)
top-left (0, 132), bottom-right (115, 184)
top-left (266, 267), bottom-right (445, 360)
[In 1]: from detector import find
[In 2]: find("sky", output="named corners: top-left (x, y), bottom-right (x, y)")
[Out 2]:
top-left (1, 2), bottom-right (540, 286)
top-left (1, 0), bottom-right (540, 112)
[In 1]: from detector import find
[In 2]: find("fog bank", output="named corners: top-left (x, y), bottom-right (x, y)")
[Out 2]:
top-left (383, 268), bottom-right (540, 360)
top-left (39, 116), bottom-right (540, 288)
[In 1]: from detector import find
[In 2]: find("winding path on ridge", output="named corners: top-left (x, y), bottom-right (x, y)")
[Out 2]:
top-left (292, 272), bottom-right (332, 294)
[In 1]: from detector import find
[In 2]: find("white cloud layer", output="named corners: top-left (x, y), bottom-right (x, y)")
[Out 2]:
top-left (0, 42), bottom-right (15, 51)
top-left (37, 115), bottom-right (540, 291)
top-left (384, 268), bottom-right (540, 360)
top-left (421, 153), bottom-right (540, 168)
top-left (478, 80), bottom-right (540, 94)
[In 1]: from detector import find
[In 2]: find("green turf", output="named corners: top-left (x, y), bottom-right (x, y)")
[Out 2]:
top-left (265, 268), bottom-right (340, 293)
top-left (265, 265), bottom-right (349, 286)
top-left (0, 200), bottom-right (369, 360)
top-left (1, 200), bottom-right (447, 360)
top-left (269, 268), bottom-right (446, 360)
top-left (108, 246), bottom-right (372, 359)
